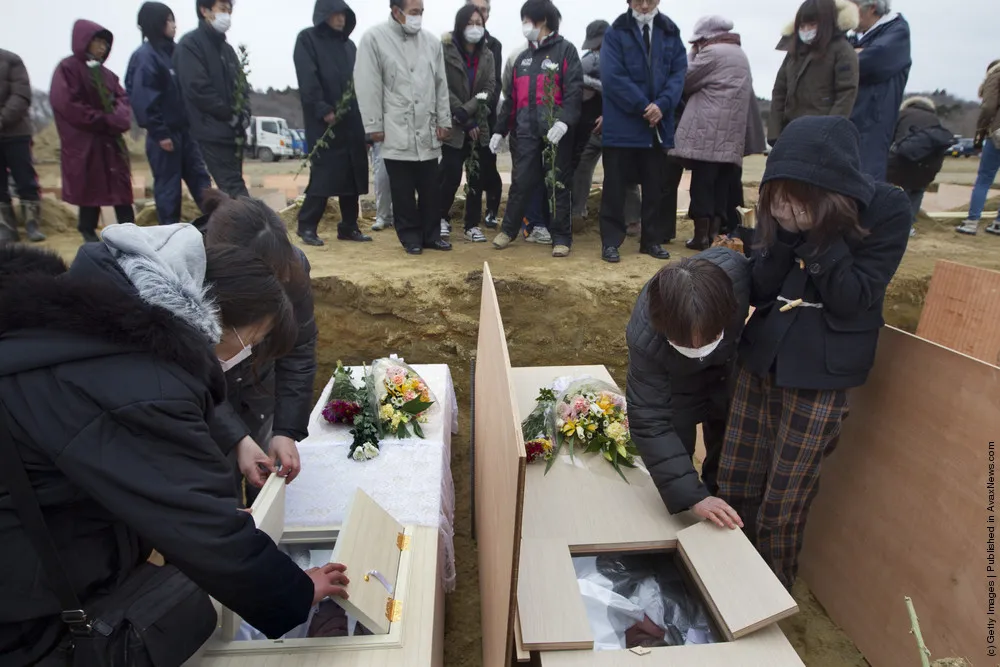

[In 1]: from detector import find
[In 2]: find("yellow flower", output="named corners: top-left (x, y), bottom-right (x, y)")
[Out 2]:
top-left (379, 404), bottom-right (394, 421)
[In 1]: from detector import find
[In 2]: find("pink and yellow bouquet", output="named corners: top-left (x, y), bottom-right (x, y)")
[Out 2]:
top-left (369, 359), bottom-right (436, 439)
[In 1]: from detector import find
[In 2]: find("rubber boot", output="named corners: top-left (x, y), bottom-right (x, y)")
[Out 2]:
top-left (685, 218), bottom-right (711, 251)
top-left (709, 217), bottom-right (722, 245)
top-left (22, 201), bottom-right (46, 243)
top-left (0, 202), bottom-right (20, 243)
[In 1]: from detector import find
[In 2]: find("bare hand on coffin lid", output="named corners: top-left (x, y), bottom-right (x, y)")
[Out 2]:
top-left (307, 563), bottom-right (351, 606)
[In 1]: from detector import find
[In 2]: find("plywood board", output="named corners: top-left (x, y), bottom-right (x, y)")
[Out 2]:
top-left (677, 522), bottom-right (797, 640)
top-left (251, 473), bottom-right (286, 544)
top-left (916, 260), bottom-right (1000, 366)
top-left (329, 488), bottom-right (405, 635)
top-left (474, 263), bottom-right (527, 667)
top-left (511, 366), bottom-right (698, 551)
top-left (517, 539), bottom-right (594, 651)
top-left (799, 328), bottom-right (993, 667)
top-left (513, 609), bottom-right (529, 662)
top-left (538, 624), bottom-right (803, 666)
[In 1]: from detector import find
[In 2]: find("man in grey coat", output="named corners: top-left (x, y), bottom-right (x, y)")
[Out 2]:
top-left (355, 0), bottom-right (452, 255)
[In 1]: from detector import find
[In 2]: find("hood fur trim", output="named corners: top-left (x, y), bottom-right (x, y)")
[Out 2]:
top-left (989, 62), bottom-right (1000, 77)
top-left (0, 244), bottom-right (67, 288)
top-left (901, 96), bottom-right (936, 112)
top-left (782, 0), bottom-right (860, 36)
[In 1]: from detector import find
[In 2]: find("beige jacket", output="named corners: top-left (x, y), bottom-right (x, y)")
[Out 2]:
top-left (978, 62), bottom-right (1000, 137)
top-left (355, 18), bottom-right (451, 162)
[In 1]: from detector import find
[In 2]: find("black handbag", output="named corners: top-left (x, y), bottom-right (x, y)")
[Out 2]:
top-left (0, 409), bottom-right (218, 667)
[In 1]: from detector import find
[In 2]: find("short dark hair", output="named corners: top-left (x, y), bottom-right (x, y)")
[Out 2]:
top-left (195, 0), bottom-right (231, 21)
top-left (647, 259), bottom-right (737, 348)
top-left (138, 2), bottom-right (175, 41)
top-left (795, 0), bottom-right (838, 54)
top-left (756, 179), bottom-right (869, 251)
top-left (520, 0), bottom-right (560, 32)
top-left (204, 245), bottom-right (297, 366)
top-left (454, 5), bottom-right (485, 49)
top-left (389, 0), bottom-right (407, 10)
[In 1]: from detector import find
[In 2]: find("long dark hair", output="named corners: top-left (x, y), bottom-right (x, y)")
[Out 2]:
top-left (204, 245), bottom-right (297, 365)
top-left (454, 5), bottom-right (486, 52)
top-left (756, 179), bottom-right (869, 251)
top-left (201, 190), bottom-right (308, 301)
top-left (794, 0), bottom-right (838, 54)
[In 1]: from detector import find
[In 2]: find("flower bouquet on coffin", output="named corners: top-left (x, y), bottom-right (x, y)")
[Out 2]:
top-left (367, 359), bottom-right (437, 439)
top-left (321, 361), bottom-right (364, 425)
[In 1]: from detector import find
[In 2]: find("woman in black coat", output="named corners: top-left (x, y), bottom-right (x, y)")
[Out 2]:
top-left (717, 115), bottom-right (911, 591)
top-left (196, 191), bottom-right (318, 503)
top-left (0, 231), bottom-right (347, 663)
top-left (886, 96), bottom-right (951, 236)
top-left (293, 0), bottom-right (370, 246)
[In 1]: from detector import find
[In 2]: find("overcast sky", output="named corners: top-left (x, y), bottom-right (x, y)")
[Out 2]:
top-left (2, 0), bottom-right (994, 102)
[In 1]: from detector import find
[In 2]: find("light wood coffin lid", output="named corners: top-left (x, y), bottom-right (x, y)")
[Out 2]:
top-left (916, 260), bottom-right (1000, 366)
top-left (677, 521), bottom-right (798, 641)
top-left (799, 328), bottom-right (993, 667)
top-left (329, 487), bottom-right (405, 636)
top-left (516, 538), bottom-right (594, 651)
top-left (474, 262), bottom-right (527, 667)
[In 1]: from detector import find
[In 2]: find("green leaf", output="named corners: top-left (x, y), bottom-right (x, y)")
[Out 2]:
top-left (396, 422), bottom-right (409, 438)
top-left (413, 420), bottom-right (425, 439)
top-left (401, 398), bottom-right (434, 414)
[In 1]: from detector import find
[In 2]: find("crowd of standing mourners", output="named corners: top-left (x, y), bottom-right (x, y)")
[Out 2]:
top-left (0, 0), bottom-right (999, 663)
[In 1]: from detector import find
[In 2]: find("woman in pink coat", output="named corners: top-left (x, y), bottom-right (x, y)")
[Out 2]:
top-left (51, 20), bottom-right (135, 242)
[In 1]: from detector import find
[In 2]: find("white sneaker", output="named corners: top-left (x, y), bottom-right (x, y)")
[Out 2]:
top-left (464, 227), bottom-right (487, 243)
top-left (440, 220), bottom-right (451, 238)
top-left (526, 226), bottom-right (552, 245)
top-left (986, 221), bottom-right (1000, 236)
top-left (372, 218), bottom-right (393, 231)
top-left (956, 220), bottom-right (979, 235)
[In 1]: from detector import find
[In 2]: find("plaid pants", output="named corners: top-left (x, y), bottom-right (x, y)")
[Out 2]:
top-left (717, 365), bottom-right (849, 589)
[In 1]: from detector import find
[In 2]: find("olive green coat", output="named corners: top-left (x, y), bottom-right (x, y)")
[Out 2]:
top-left (441, 33), bottom-right (496, 149)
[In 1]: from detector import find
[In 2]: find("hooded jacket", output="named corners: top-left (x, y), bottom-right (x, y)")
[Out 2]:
top-left (0, 49), bottom-right (32, 139)
top-left (50, 20), bottom-right (134, 208)
top-left (743, 116), bottom-right (911, 390)
top-left (768, 0), bottom-right (859, 142)
top-left (482, 30), bottom-right (503, 125)
top-left (294, 0), bottom-right (369, 197)
top-left (978, 62), bottom-right (1000, 138)
top-left (441, 32), bottom-right (496, 149)
top-left (886, 97), bottom-right (950, 192)
top-left (600, 12), bottom-right (687, 149)
top-left (355, 18), bottom-right (451, 162)
top-left (126, 4), bottom-right (188, 142)
top-left (175, 20), bottom-right (246, 145)
top-left (0, 228), bottom-right (314, 663)
top-left (626, 247), bottom-right (751, 514)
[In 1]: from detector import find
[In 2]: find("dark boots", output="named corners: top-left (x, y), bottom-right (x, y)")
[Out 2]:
top-left (0, 203), bottom-right (18, 243)
top-left (686, 218), bottom-right (712, 251)
top-left (22, 201), bottom-right (46, 242)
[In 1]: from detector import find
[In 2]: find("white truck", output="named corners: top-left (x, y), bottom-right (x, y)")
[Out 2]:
top-left (245, 116), bottom-right (295, 163)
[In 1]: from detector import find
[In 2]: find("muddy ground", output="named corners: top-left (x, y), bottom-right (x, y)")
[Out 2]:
top-left (29, 163), bottom-right (997, 666)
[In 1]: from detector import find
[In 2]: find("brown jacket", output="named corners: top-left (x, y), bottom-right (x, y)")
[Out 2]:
top-left (978, 62), bottom-right (1000, 137)
top-left (0, 49), bottom-right (33, 139)
top-left (768, 35), bottom-right (859, 142)
top-left (441, 33), bottom-right (496, 149)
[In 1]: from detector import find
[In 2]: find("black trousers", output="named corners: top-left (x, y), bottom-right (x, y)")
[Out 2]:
top-left (501, 135), bottom-right (573, 247)
top-left (199, 140), bottom-right (249, 199)
top-left (78, 205), bottom-right (135, 233)
top-left (147, 129), bottom-right (211, 225)
top-left (662, 155), bottom-right (684, 242)
top-left (384, 158), bottom-right (442, 247)
top-left (479, 140), bottom-right (503, 215)
top-left (0, 136), bottom-right (40, 203)
top-left (689, 160), bottom-right (738, 221)
top-left (600, 146), bottom-right (667, 249)
top-left (439, 142), bottom-right (486, 231)
top-left (298, 195), bottom-right (360, 237)
top-left (723, 165), bottom-right (744, 235)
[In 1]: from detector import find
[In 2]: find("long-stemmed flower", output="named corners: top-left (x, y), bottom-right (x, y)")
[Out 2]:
top-left (233, 45), bottom-right (252, 159)
top-left (540, 62), bottom-right (564, 222)
top-left (87, 60), bottom-right (129, 165)
top-left (463, 92), bottom-right (491, 197)
top-left (295, 80), bottom-right (356, 180)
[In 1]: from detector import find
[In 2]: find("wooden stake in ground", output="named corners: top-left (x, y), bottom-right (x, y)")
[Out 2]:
top-left (905, 596), bottom-right (932, 667)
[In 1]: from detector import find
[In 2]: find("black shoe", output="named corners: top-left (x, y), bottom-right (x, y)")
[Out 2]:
top-left (80, 230), bottom-right (100, 243)
top-left (424, 239), bottom-right (452, 251)
top-left (337, 229), bottom-right (372, 242)
top-left (641, 244), bottom-right (671, 260)
top-left (484, 211), bottom-right (499, 229)
top-left (602, 246), bottom-right (621, 263)
top-left (405, 245), bottom-right (423, 255)
top-left (298, 231), bottom-right (325, 246)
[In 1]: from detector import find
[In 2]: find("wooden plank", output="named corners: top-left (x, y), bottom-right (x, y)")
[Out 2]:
top-left (513, 608), bottom-right (529, 662)
top-left (329, 488), bottom-right (405, 635)
top-left (677, 522), bottom-right (797, 641)
top-left (537, 624), bottom-right (803, 666)
top-left (517, 539), bottom-right (594, 651)
top-left (511, 366), bottom-right (697, 552)
top-left (251, 474), bottom-right (286, 544)
top-left (916, 260), bottom-right (1000, 366)
top-left (799, 328), bottom-right (993, 667)
top-left (474, 262), bottom-right (527, 667)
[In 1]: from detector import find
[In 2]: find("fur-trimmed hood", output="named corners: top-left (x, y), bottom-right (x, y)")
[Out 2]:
top-left (981, 61), bottom-right (1000, 98)
top-left (780, 0), bottom-right (860, 39)
top-left (901, 96), bottom-right (936, 113)
top-left (0, 244), bottom-right (225, 404)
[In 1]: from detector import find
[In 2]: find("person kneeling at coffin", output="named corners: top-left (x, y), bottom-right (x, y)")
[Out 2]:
top-left (0, 232), bottom-right (346, 664)
top-left (625, 246), bottom-right (750, 530)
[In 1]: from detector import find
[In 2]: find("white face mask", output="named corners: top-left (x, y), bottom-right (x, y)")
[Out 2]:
top-left (522, 22), bottom-right (541, 42)
top-left (401, 14), bottom-right (423, 34)
top-left (632, 9), bottom-right (658, 26)
top-left (798, 28), bottom-right (818, 44)
top-left (210, 12), bottom-right (232, 34)
top-left (669, 333), bottom-right (724, 360)
top-left (464, 26), bottom-right (485, 44)
top-left (219, 328), bottom-right (253, 372)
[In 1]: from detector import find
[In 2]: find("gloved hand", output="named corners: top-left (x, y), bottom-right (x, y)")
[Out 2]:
top-left (489, 133), bottom-right (503, 155)
top-left (547, 121), bottom-right (568, 145)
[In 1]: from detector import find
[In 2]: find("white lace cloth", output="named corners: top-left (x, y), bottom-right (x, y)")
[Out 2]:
top-left (285, 363), bottom-right (458, 592)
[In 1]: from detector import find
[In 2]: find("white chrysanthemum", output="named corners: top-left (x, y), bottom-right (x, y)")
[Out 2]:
top-left (352, 447), bottom-right (366, 461)
top-left (86, 60), bottom-right (102, 69)
top-left (363, 443), bottom-right (380, 459)
top-left (476, 92), bottom-right (489, 101)
top-left (542, 61), bottom-right (559, 72)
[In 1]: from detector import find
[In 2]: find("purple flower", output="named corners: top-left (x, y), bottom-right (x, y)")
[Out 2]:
top-left (322, 399), bottom-right (362, 425)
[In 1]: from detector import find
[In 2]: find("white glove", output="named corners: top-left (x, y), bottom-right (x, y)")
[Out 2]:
top-left (547, 121), bottom-right (568, 145)
top-left (489, 133), bottom-right (503, 155)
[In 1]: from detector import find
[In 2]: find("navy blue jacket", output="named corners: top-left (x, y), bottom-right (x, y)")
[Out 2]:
top-left (849, 15), bottom-right (911, 180)
top-left (125, 41), bottom-right (187, 141)
top-left (600, 12), bottom-right (687, 149)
